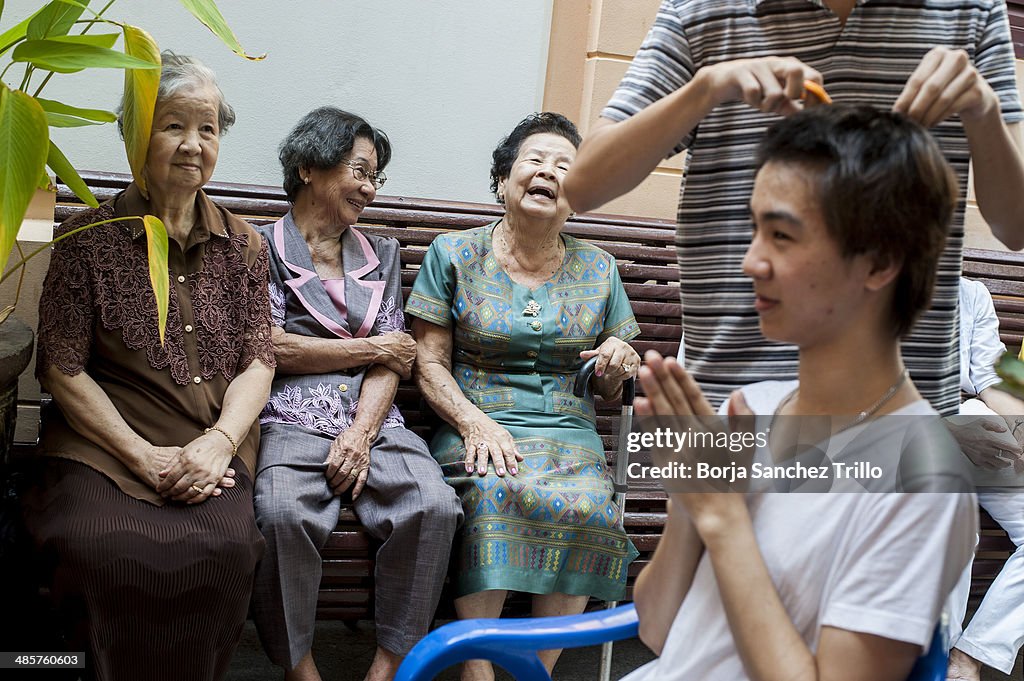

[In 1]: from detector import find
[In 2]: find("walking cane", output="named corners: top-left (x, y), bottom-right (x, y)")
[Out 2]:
top-left (573, 357), bottom-right (636, 681)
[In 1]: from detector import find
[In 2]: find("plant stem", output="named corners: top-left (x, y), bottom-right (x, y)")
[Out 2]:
top-left (0, 215), bottom-right (146, 287)
top-left (4, 242), bottom-right (29, 315)
top-left (32, 72), bottom-right (53, 98)
top-left (18, 63), bottom-right (32, 92)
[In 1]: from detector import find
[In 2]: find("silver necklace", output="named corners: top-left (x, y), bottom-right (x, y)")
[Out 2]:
top-left (770, 369), bottom-right (909, 435)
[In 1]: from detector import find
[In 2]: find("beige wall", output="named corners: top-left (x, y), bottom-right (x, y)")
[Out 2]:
top-left (544, 0), bottom-right (681, 220)
top-left (545, 0), bottom-right (1024, 243)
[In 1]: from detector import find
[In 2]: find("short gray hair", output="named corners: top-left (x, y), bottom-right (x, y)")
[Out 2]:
top-left (117, 50), bottom-right (235, 137)
top-left (279, 107), bottom-right (392, 203)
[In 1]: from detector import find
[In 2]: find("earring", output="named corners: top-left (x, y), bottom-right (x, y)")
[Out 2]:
top-left (303, 177), bottom-right (310, 184)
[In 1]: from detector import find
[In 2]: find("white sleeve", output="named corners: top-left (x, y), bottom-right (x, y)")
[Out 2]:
top-left (820, 493), bottom-right (977, 648)
top-left (962, 280), bottom-right (1005, 395)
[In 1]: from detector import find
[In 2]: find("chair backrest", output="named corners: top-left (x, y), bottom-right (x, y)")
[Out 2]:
top-left (395, 605), bottom-right (948, 681)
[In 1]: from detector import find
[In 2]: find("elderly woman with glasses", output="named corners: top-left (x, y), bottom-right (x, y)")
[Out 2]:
top-left (25, 52), bottom-right (273, 681)
top-left (250, 106), bottom-right (462, 681)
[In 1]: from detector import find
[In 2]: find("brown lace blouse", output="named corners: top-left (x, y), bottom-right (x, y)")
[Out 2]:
top-left (35, 184), bottom-right (275, 504)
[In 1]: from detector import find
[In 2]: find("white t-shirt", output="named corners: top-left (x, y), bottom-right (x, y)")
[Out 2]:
top-left (622, 382), bottom-right (978, 681)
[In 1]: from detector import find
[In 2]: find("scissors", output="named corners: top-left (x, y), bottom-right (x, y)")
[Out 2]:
top-left (802, 80), bottom-right (833, 107)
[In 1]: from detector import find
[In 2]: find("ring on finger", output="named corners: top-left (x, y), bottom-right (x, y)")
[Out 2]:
top-left (477, 442), bottom-right (488, 451)
top-left (190, 483), bottom-right (205, 494)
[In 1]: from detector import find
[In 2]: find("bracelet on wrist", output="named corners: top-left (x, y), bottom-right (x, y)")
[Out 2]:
top-left (204, 425), bottom-right (238, 456)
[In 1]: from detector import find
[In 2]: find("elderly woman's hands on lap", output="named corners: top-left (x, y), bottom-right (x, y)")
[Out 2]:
top-left (459, 415), bottom-right (522, 477)
top-left (155, 432), bottom-right (236, 503)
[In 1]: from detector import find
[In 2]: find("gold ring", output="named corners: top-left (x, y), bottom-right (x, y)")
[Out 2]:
top-left (190, 483), bottom-right (204, 494)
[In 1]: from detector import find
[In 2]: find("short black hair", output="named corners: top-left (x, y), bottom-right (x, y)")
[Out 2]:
top-left (279, 106), bottom-right (392, 202)
top-left (756, 105), bottom-right (958, 338)
top-left (490, 112), bottom-right (581, 201)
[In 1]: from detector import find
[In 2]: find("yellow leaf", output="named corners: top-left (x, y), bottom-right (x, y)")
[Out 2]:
top-left (141, 215), bottom-right (169, 344)
top-left (121, 25), bottom-right (160, 196)
top-left (0, 86), bottom-right (48, 273)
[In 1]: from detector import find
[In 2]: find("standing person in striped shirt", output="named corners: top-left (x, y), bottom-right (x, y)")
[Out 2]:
top-left (565, 0), bottom-right (1024, 417)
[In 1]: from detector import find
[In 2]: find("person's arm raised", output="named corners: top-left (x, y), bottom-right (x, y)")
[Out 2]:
top-left (565, 57), bottom-right (822, 214)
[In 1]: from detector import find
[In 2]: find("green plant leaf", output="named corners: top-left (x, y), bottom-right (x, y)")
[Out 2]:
top-left (48, 32), bottom-right (119, 49)
top-left (0, 2), bottom-right (5, 24)
top-left (0, 85), bottom-right (48, 273)
top-left (121, 24), bottom-right (160, 196)
top-left (37, 96), bottom-right (116, 127)
top-left (12, 38), bottom-right (161, 74)
top-left (141, 215), bottom-right (169, 344)
top-left (27, 0), bottom-right (89, 40)
top-left (47, 139), bottom-right (96, 207)
top-left (178, 0), bottom-right (265, 60)
top-left (0, 9), bottom-right (43, 56)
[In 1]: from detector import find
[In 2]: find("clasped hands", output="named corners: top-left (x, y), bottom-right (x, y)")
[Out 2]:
top-left (701, 46), bottom-right (998, 127)
top-left (140, 430), bottom-right (236, 504)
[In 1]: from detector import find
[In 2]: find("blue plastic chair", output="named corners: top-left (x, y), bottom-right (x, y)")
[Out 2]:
top-left (394, 603), bottom-right (949, 681)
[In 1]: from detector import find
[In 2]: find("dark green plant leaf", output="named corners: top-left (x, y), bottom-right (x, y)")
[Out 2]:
top-left (12, 38), bottom-right (161, 74)
top-left (47, 139), bottom-right (96, 207)
top-left (178, 0), bottom-right (264, 60)
top-left (0, 85), bottom-right (49, 273)
top-left (26, 0), bottom-right (89, 40)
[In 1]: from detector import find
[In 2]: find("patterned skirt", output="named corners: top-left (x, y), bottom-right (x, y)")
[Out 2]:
top-left (22, 457), bottom-right (265, 681)
top-left (432, 412), bottom-right (637, 601)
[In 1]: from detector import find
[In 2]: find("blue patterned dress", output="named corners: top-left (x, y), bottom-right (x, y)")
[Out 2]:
top-left (406, 224), bottom-right (639, 600)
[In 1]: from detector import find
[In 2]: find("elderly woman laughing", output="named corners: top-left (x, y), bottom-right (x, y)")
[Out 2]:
top-left (407, 112), bottom-right (640, 681)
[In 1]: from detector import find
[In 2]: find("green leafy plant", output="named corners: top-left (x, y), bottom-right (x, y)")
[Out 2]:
top-left (995, 351), bottom-right (1024, 400)
top-left (0, 0), bottom-right (263, 340)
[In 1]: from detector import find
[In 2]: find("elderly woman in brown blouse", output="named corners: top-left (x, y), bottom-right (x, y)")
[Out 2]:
top-left (24, 52), bottom-right (274, 681)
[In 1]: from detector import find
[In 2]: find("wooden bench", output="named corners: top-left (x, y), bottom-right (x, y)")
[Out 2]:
top-left (46, 172), bottom-right (1017, 620)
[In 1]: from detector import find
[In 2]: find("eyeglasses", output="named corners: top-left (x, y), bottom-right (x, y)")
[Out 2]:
top-left (340, 160), bottom-right (387, 189)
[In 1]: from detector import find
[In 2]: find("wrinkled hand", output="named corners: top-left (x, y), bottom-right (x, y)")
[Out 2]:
top-left (700, 56), bottom-right (823, 116)
top-left (581, 337), bottom-right (640, 387)
top-left (372, 332), bottom-right (417, 379)
top-left (133, 445), bottom-right (183, 492)
top-left (893, 47), bottom-right (999, 128)
top-left (156, 432), bottom-right (234, 504)
top-left (459, 415), bottom-right (522, 477)
top-left (325, 427), bottom-right (372, 498)
top-left (947, 415), bottom-right (1024, 470)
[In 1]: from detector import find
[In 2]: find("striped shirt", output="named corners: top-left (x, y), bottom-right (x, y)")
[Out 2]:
top-left (602, 0), bottom-right (1023, 415)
